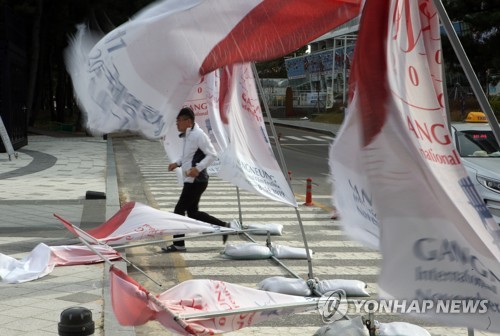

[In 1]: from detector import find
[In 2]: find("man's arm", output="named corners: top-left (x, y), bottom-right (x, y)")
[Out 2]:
top-left (168, 162), bottom-right (180, 171)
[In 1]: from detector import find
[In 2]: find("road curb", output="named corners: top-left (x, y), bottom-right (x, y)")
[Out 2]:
top-left (103, 137), bottom-right (135, 336)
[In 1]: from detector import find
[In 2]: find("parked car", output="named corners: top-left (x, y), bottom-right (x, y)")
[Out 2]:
top-left (451, 112), bottom-right (500, 223)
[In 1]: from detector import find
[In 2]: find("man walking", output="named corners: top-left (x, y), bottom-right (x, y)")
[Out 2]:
top-left (162, 107), bottom-right (240, 253)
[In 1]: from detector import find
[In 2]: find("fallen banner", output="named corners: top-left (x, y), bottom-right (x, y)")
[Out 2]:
top-left (109, 265), bottom-right (323, 335)
top-left (54, 201), bottom-right (234, 246)
top-left (0, 243), bottom-right (120, 284)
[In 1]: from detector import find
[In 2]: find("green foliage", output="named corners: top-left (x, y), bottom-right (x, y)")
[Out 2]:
top-left (311, 112), bottom-right (345, 124)
top-left (490, 95), bottom-right (500, 115)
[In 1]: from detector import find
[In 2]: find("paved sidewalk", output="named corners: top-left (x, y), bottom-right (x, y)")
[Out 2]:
top-left (0, 131), bottom-right (129, 336)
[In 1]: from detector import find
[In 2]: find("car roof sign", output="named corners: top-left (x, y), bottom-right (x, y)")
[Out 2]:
top-left (465, 111), bottom-right (488, 123)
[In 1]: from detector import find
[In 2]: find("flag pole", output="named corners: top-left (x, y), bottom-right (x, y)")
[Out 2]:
top-left (55, 214), bottom-right (163, 287)
top-left (251, 63), bottom-right (316, 282)
top-left (178, 298), bottom-right (327, 321)
top-left (83, 242), bottom-right (195, 334)
top-left (111, 229), bottom-right (257, 250)
top-left (433, 0), bottom-right (500, 145)
top-left (242, 230), bottom-right (302, 279)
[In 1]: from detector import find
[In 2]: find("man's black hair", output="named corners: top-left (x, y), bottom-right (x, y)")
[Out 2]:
top-left (178, 107), bottom-right (195, 121)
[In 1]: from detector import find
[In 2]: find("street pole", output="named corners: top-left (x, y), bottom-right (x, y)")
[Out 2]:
top-left (252, 63), bottom-right (316, 280)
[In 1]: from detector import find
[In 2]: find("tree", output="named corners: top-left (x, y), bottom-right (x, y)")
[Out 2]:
top-left (441, 0), bottom-right (500, 92)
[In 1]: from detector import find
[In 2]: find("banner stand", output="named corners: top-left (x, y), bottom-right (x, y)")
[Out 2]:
top-left (242, 230), bottom-right (302, 279)
top-left (227, 185), bottom-right (310, 285)
top-left (0, 115), bottom-right (18, 160)
top-left (77, 238), bottom-right (194, 333)
top-left (111, 229), bottom-right (257, 250)
top-left (55, 214), bottom-right (163, 287)
top-left (251, 63), bottom-right (317, 284)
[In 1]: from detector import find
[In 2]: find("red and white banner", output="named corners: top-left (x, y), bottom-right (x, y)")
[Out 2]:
top-left (217, 64), bottom-right (297, 206)
top-left (65, 0), bottom-right (361, 138)
top-left (110, 266), bottom-right (317, 335)
top-left (330, 0), bottom-right (500, 331)
top-left (0, 243), bottom-right (120, 284)
top-left (55, 201), bottom-right (233, 246)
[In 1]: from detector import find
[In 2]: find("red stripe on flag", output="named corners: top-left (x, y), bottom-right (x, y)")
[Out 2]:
top-left (218, 66), bottom-right (233, 125)
top-left (109, 265), bottom-right (156, 326)
top-left (53, 214), bottom-right (80, 237)
top-left (350, 0), bottom-right (391, 146)
top-left (87, 202), bottom-right (136, 239)
top-left (201, 0), bottom-right (361, 74)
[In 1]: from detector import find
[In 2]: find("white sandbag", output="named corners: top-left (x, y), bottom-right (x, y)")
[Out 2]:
top-left (222, 243), bottom-right (272, 260)
top-left (257, 276), bottom-right (311, 296)
top-left (317, 279), bottom-right (370, 297)
top-left (313, 316), bottom-right (368, 336)
top-left (378, 322), bottom-right (431, 336)
top-left (270, 243), bottom-right (313, 259)
top-left (246, 223), bottom-right (284, 235)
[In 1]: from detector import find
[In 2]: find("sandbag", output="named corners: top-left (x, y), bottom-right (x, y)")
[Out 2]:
top-left (257, 276), bottom-right (311, 296)
top-left (222, 243), bottom-right (272, 260)
top-left (313, 316), bottom-right (368, 336)
top-left (317, 279), bottom-right (370, 297)
top-left (378, 321), bottom-right (431, 336)
top-left (270, 243), bottom-right (313, 259)
top-left (246, 223), bottom-right (284, 235)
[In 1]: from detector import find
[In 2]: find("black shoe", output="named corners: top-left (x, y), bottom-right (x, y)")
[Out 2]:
top-left (161, 245), bottom-right (186, 253)
top-left (222, 234), bottom-right (228, 244)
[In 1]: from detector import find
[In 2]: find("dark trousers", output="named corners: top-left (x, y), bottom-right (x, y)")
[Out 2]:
top-left (173, 182), bottom-right (227, 247)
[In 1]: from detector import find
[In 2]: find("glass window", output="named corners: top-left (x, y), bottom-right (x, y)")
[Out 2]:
top-left (456, 130), bottom-right (500, 157)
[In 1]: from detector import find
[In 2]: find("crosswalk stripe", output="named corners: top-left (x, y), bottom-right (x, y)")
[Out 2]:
top-left (303, 136), bottom-right (327, 141)
top-left (285, 135), bottom-right (306, 141)
top-left (268, 135), bottom-right (286, 141)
